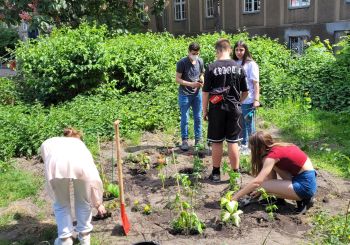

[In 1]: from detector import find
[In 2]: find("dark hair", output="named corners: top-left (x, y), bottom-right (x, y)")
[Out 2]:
top-left (215, 38), bottom-right (231, 52)
top-left (188, 42), bottom-right (200, 52)
top-left (63, 127), bottom-right (82, 139)
top-left (232, 40), bottom-right (253, 65)
top-left (249, 131), bottom-right (293, 176)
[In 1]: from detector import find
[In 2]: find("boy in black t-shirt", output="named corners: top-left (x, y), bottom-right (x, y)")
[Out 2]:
top-left (202, 39), bottom-right (248, 182)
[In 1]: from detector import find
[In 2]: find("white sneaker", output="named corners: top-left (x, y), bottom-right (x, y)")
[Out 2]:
top-left (78, 233), bottom-right (91, 245)
top-left (240, 145), bottom-right (250, 155)
top-left (54, 237), bottom-right (73, 245)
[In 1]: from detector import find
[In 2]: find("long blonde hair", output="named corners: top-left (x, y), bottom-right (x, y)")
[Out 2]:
top-left (249, 131), bottom-right (293, 176)
top-left (63, 127), bottom-right (82, 139)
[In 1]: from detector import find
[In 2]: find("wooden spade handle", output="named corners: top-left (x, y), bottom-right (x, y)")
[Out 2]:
top-left (114, 120), bottom-right (125, 205)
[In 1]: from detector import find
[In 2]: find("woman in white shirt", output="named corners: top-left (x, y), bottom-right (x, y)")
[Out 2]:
top-left (41, 128), bottom-right (106, 245)
top-left (233, 41), bottom-right (260, 154)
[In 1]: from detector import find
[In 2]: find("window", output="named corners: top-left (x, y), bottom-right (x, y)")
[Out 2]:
top-left (289, 0), bottom-right (310, 8)
top-left (174, 0), bottom-right (186, 21)
top-left (243, 0), bottom-right (260, 13)
top-left (206, 0), bottom-right (214, 18)
top-left (289, 36), bottom-right (306, 54)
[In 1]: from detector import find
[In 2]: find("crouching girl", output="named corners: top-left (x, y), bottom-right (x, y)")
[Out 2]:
top-left (231, 131), bottom-right (317, 213)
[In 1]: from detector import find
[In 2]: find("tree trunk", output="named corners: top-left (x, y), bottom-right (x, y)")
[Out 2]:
top-left (155, 15), bottom-right (164, 32)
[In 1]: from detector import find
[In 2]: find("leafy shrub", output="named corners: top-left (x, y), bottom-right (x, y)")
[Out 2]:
top-left (0, 84), bottom-right (178, 161)
top-left (290, 37), bottom-right (350, 111)
top-left (15, 23), bottom-right (108, 104)
top-left (0, 26), bottom-right (19, 57)
top-left (0, 77), bottom-right (18, 105)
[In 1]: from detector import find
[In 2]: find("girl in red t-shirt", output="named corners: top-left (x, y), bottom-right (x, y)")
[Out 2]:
top-left (232, 131), bottom-right (317, 213)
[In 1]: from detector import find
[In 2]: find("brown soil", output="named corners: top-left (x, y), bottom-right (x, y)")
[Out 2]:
top-left (0, 131), bottom-right (349, 245)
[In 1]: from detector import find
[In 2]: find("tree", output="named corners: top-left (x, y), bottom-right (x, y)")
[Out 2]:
top-left (0, 0), bottom-right (145, 32)
top-left (151, 0), bottom-right (167, 32)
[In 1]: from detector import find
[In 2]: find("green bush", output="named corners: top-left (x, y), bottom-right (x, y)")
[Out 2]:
top-left (290, 37), bottom-right (350, 111)
top-left (0, 84), bottom-right (178, 161)
top-left (15, 23), bottom-right (108, 104)
top-left (0, 78), bottom-right (18, 105)
top-left (0, 26), bottom-right (19, 57)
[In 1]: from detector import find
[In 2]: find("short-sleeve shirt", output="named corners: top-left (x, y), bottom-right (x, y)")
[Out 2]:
top-left (176, 57), bottom-right (204, 95)
top-left (203, 59), bottom-right (248, 106)
top-left (236, 60), bottom-right (259, 104)
top-left (266, 145), bottom-right (308, 176)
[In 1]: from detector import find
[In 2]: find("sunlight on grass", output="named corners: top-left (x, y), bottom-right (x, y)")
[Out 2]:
top-left (259, 99), bottom-right (350, 178)
top-left (0, 168), bottom-right (42, 207)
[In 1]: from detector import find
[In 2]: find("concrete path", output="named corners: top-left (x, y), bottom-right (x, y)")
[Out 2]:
top-left (0, 68), bottom-right (16, 77)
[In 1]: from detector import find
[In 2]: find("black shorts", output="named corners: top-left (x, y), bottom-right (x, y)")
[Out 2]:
top-left (207, 102), bottom-right (242, 143)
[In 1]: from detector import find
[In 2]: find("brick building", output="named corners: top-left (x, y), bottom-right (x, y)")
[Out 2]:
top-left (144, 0), bottom-right (350, 52)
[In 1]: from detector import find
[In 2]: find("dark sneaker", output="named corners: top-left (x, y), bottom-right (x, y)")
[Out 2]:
top-left (180, 140), bottom-right (189, 151)
top-left (295, 198), bottom-right (314, 214)
top-left (209, 173), bottom-right (221, 183)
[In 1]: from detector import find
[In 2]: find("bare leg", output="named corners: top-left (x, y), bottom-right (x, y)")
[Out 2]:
top-left (261, 179), bottom-right (301, 200)
top-left (273, 166), bottom-right (293, 180)
top-left (212, 142), bottom-right (223, 168)
top-left (227, 142), bottom-right (239, 170)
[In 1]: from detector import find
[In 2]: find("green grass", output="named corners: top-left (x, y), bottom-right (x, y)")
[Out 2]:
top-left (0, 167), bottom-right (42, 207)
top-left (258, 99), bottom-right (350, 178)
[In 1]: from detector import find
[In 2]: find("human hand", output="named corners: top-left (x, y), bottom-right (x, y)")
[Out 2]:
top-left (191, 81), bottom-right (202, 88)
top-left (203, 111), bottom-right (208, 121)
top-left (250, 190), bottom-right (261, 199)
top-left (96, 204), bottom-right (107, 216)
top-left (253, 100), bottom-right (260, 108)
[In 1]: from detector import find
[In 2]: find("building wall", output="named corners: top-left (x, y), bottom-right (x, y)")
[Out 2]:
top-left (153, 0), bottom-right (350, 44)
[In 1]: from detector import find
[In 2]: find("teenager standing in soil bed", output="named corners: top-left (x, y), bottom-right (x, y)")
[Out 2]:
top-left (176, 42), bottom-right (205, 151)
top-left (231, 131), bottom-right (317, 213)
top-left (232, 41), bottom-right (260, 155)
top-left (202, 38), bottom-right (248, 182)
top-left (40, 128), bottom-right (106, 245)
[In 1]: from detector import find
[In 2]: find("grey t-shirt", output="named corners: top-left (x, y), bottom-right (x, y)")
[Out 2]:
top-left (176, 57), bottom-right (204, 95)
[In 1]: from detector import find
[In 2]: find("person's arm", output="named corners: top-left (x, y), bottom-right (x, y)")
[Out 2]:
top-left (202, 91), bottom-right (209, 121)
top-left (251, 62), bottom-right (260, 108)
top-left (231, 158), bottom-right (276, 201)
top-left (253, 80), bottom-right (260, 107)
top-left (240, 91), bottom-right (248, 103)
top-left (175, 72), bottom-right (201, 88)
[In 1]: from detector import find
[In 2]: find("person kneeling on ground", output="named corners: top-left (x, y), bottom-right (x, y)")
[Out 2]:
top-left (40, 128), bottom-right (106, 245)
top-left (231, 131), bottom-right (317, 214)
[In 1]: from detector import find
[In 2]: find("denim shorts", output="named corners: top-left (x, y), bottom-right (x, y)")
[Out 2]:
top-left (292, 170), bottom-right (317, 199)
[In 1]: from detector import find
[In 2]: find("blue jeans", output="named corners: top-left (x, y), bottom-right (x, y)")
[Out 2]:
top-left (178, 92), bottom-right (202, 141)
top-left (241, 103), bottom-right (255, 145)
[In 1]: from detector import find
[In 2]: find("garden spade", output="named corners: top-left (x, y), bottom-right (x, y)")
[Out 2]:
top-left (114, 120), bottom-right (131, 235)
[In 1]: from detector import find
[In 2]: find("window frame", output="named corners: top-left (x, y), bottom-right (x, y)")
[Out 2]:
top-left (288, 0), bottom-right (311, 9)
top-left (174, 0), bottom-right (186, 21)
top-left (289, 36), bottom-right (307, 55)
top-left (243, 0), bottom-right (261, 14)
top-left (205, 0), bottom-right (214, 18)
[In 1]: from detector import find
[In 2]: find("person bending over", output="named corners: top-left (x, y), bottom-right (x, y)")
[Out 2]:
top-left (41, 128), bottom-right (106, 245)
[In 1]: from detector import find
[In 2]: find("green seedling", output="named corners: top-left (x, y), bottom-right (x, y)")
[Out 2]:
top-left (222, 161), bottom-right (241, 192)
top-left (220, 191), bottom-right (244, 227)
top-left (106, 183), bottom-right (119, 198)
top-left (258, 187), bottom-right (278, 220)
top-left (126, 152), bottom-right (151, 172)
top-left (193, 155), bottom-right (204, 173)
top-left (131, 200), bottom-right (140, 212)
top-left (143, 204), bottom-right (152, 215)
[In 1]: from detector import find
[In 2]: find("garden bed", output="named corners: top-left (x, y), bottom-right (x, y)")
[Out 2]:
top-left (0, 132), bottom-right (349, 244)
